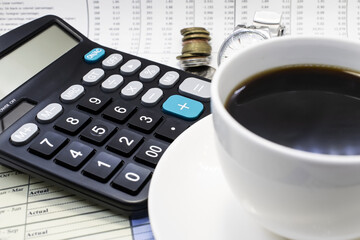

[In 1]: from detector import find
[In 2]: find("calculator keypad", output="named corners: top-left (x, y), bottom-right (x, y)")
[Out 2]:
top-left (7, 46), bottom-right (211, 216)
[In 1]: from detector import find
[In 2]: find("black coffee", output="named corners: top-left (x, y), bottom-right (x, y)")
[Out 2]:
top-left (225, 65), bottom-right (360, 155)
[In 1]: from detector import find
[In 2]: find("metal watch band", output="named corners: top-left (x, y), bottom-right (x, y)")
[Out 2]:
top-left (252, 11), bottom-right (285, 37)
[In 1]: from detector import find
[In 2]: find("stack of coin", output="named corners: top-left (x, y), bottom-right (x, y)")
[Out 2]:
top-left (177, 27), bottom-right (212, 68)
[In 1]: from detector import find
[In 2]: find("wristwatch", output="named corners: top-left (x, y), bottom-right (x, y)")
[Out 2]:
top-left (217, 11), bottom-right (285, 65)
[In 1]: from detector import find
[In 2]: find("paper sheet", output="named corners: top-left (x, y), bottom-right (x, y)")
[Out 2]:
top-left (0, 165), bottom-right (153, 240)
top-left (1, 0), bottom-right (360, 239)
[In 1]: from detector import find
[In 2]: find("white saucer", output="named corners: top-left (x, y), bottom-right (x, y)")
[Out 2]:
top-left (148, 115), bottom-right (285, 240)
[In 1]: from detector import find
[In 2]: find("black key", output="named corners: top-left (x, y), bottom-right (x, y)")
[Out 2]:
top-left (128, 109), bottom-right (162, 133)
top-left (54, 110), bottom-right (90, 135)
top-left (155, 118), bottom-right (189, 142)
top-left (29, 132), bottom-right (67, 159)
top-left (112, 163), bottom-right (152, 195)
top-left (80, 119), bottom-right (116, 145)
top-left (102, 100), bottom-right (137, 124)
top-left (107, 129), bottom-right (143, 156)
top-left (55, 141), bottom-right (94, 170)
top-left (77, 94), bottom-right (111, 114)
top-left (135, 139), bottom-right (169, 167)
top-left (83, 152), bottom-right (122, 182)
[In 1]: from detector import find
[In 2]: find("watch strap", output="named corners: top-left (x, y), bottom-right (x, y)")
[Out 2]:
top-left (252, 11), bottom-right (285, 37)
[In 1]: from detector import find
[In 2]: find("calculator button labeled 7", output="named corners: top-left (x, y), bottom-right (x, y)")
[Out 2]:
top-left (10, 123), bottom-right (39, 146)
top-left (29, 132), bottom-right (67, 159)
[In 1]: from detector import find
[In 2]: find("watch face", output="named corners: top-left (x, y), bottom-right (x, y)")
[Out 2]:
top-left (218, 29), bottom-right (268, 65)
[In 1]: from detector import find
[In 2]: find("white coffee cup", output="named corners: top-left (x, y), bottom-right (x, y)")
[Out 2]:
top-left (211, 36), bottom-right (360, 240)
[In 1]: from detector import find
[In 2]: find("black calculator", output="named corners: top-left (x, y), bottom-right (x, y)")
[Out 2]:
top-left (0, 15), bottom-right (210, 217)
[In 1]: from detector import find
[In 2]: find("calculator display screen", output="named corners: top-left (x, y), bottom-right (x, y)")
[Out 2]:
top-left (0, 24), bottom-right (79, 99)
top-left (0, 24), bottom-right (79, 133)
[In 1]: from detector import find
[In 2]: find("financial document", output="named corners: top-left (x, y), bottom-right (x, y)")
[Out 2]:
top-left (0, 0), bottom-right (360, 239)
top-left (0, 165), bottom-right (151, 240)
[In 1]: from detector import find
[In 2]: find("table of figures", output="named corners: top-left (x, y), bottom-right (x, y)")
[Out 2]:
top-left (1, 0), bottom-right (360, 67)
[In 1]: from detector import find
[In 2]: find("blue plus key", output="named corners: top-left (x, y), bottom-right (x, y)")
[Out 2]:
top-left (84, 48), bottom-right (105, 63)
top-left (162, 95), bottom-right (203, 120)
